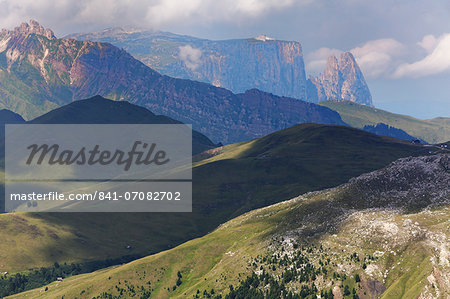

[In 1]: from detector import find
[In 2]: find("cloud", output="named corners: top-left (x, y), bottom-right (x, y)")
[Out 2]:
top-left (306, 39), bottom-right (405, 79)
top-left (393, 33), bottom-right (450, 78)
top-left (349, 39), bottom-right (405, 78)
top-left (178, 45), bottom-right (203, 71)
top-left (0, 0), bottom-right (298, 35)
top-left (146, 0), bottom-right (296, 26)
top-left (418, 34), bottom-right (438, 53)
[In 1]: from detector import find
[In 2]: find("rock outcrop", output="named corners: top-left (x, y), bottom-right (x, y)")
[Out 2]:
top-left (308, 52), bottom-right (373, 106)
top-left (1, 19), bottom-right (55, 40)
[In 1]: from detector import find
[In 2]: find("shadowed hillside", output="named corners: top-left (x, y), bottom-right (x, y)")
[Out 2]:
top-left (0, 123), bottom-right (439, 286)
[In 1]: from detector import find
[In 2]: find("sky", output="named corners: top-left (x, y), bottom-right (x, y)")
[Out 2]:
top-left (0, 0), bottom-right (449, 119)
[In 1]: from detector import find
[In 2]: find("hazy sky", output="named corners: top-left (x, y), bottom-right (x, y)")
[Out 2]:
top-left (0, 0), bottom-right (449, 119)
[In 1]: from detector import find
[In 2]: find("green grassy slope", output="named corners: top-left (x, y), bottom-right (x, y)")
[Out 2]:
top-left (0, 124), bottom-right (439, 276)
top-left (319, 100), bottom-right (450, 143)
top-left (9, 154), bottom-right (449, 299)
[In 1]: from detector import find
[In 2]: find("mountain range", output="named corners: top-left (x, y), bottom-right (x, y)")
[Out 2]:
top-left (0, 20), bottom-right (348, 144)
top-left (3, 21), bottom-right (440, 146)
top-left (67, 27), bottom-right (373, 106)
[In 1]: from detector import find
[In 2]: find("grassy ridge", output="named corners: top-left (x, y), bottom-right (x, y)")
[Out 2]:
top-left (0, 124), bottom-right (438, 275)
top-left (319, 100), bottom-right (450, 143)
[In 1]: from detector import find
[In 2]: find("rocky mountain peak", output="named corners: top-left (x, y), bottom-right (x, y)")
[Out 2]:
top-left (338, 51), bottom-right (356, 65)
top-left (324, 55), bottom-right (339, 72)
top-left (338, 52), bottom-right (362, 79)
top-left (5, 20), bottom-right (55, 40)
top-left (307, 51), bottom-right (373, 106)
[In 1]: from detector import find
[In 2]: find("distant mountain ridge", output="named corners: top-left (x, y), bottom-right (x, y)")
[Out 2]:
top-left (0, 109), bottom-right (24, 124)
top-left (0, 20), bottom-right (346, 144)
top-left (362, 123), bottom-right (425, 143)
top-left (66, 28), bottom-right (373, 106)
top-left (319, 100), bottom-right (450, 143)
top-left (66, 29), bottom-right (308, 100)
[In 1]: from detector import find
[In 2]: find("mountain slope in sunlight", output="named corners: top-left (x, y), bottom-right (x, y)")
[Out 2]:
top-left (0, 123), bottom-right (438, 281)
top-left (9, 154), bottom-right (449, 299)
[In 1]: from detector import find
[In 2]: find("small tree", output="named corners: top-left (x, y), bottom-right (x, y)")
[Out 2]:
top-left (344, 285), bottom-right (351, 296)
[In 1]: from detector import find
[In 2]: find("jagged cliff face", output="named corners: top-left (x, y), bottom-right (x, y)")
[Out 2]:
top-left (308, 52), bottom-right (373, 106)
top-left (67, 30), bottom-right (308, 100)
top-left (195, 38), bottom-right (307, 100)
top-left (0, 21), bottom-right (346, 144)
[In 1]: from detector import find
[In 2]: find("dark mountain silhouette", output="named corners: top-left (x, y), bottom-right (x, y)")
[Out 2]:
top-left (362, 123), bottom-right (426, 143)
top-left (0, 110), bottom-right (25, 124)
top-left (29, 95), bottom-right (217, 155)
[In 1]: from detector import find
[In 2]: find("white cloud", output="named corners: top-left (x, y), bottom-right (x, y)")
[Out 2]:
top-left (394, 33), bottom-right (450, 78)
top-left (178, 45), bottom-right (203, 71)
top-left (350, 39), bottom-right (404, 78)
top-left (306, 39), bottom-right (405, 79)
top-left (146, 0), bottom-right (296, 25)
top-left (418, 34), bottom-right (438, 53)
top-left (0, 0), bottom-right (298, 35)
